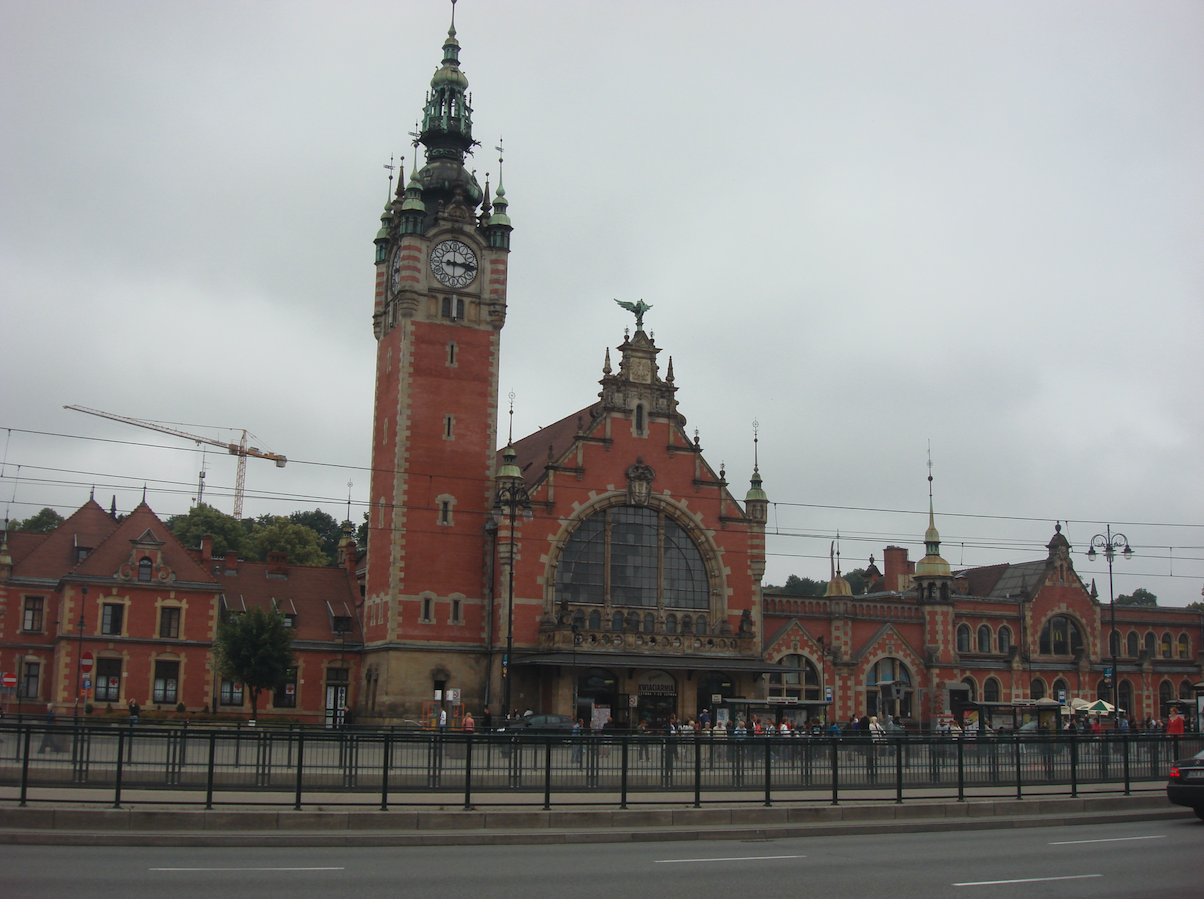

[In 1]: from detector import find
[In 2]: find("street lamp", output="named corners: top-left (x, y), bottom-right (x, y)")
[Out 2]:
top-left (492, 437), bottom-right (532, 721)
top-left (1087, 526), bottom-right (1132, 723)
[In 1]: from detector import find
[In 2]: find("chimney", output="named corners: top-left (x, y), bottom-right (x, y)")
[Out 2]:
top-left (883, 546), bottom-right (910, 592)
top-left (224, 551), bottom-right (239, 574)
top-left (266, 551), bottom-right (289, 577)
top-left (200, 533), bottom-right (214, 563)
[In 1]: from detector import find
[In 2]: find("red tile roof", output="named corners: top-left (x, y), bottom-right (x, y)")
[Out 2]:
top-left (501, 404), bottom-right (597, 485)
top-left (73, 503), bottom-right (218, 586)
top-left (11, 500), bottom-right (118, 580)
top-left (206, 560), bottom-right (362, 644)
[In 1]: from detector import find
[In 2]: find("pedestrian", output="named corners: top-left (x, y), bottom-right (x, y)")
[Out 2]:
top-left (1166, 708), bottom-right (1185, 735)
top-left (438, 706), bottom-right (448, 732)
top-left (37, 703), bottom-right (62, 753)
top-left (571, 718), bottom-right (584, 766)
top-left (127, 698), bottom-right (140, 726)
top-left (636, 719), bottom-right (650, 761)
top-left (482, 705), bottom-right (493, 732)
top-left (463, 709), bottom-right (475, 733)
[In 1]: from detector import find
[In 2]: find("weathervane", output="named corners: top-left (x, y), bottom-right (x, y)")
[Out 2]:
top-left (614, 298), bottom-right (652, 332)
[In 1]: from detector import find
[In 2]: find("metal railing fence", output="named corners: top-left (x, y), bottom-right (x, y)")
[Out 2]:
top-left (1, 722), bottom-right (1198, 811)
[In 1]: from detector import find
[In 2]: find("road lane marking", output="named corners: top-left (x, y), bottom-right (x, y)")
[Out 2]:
top-left (656, 855), bottom-right (805, 864)
top-left (954, 874), bottom-right (1101, 887)
top-left (149, 867), bottom-right (346, 872)
top-left (1049, 835), bottom-right (1165, 845)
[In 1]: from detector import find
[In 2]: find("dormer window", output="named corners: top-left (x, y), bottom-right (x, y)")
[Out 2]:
top-left (138, 558), bottom-right (153, 582)
top-left (282, 613), bottom-right (296, 629)
top-left (332, 615), bottom-right (352, 635)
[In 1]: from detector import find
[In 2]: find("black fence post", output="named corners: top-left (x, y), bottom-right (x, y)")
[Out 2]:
top-left (18, 726), bottom-right (32, 807)
top-left (830, 737), bottom-right (839, 806)
top-left (463, 735), bottom-right (474, 811)
top-left (1014, 731), bottom-right (1022, 800)
top-left (694, 736), bottom-right (702, 809)
top-left (956, 737), bottom-right (965, 801)
top-left (1069, 732), bottom-right (1078, 798)
top-left (293, 730), bottom-right (305, 811)
top-left (1122, 730), bottom-right (1130, 796)
top-left (112, 728), bottom-right (125, 809)
top-left (543, 736), bottom-right (552, 811)
top-left (763, 738), bottom-right (772, 807)
top-left (380, 730), bottom-right (392, 811)
top-left (620, 737), bottom-right (629, 810)
top-left (895, 739), bottom-right (904, 804)
top-left (205, 730), bottom-right (217, 810)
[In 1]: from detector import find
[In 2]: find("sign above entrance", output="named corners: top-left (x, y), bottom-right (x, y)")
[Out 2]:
top-left (637, 671), bottom-right (676, 695)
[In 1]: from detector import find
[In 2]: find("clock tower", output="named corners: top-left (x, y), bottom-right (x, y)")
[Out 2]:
top-left (363, 9), bottom-right (512, 718)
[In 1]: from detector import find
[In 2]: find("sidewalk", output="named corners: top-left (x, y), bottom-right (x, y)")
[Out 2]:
top-left (0, 787), bottom-right (1190, 847)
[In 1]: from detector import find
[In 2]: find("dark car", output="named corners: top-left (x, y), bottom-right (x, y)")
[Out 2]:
top-left (503, 713), bottom-right (576, 735)
top-left (1167, 748), bottom-right (1204, 821)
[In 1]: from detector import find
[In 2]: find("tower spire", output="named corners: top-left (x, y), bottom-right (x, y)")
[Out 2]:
top-left (915, 443), bottom-right (951, 580)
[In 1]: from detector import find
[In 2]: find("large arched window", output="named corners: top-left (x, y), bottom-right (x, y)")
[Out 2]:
top-left (555, 506), bottom-right (708, 609)
top-left (1052, 678), bottom-right (1069, 701)
top-left (1126, 631), bottom-right (1139, 658)
top-left (1109, 631), bottom-right (1121, 658)
top-left (769, 654), bottom-right (820, 701)
top-left (1159, 680), bottom-right (1173, 712)
top-left (977, 625), bottom-right (992, 653)
top-left (1118, 680), bottom-right (1133, 716)
top-left (866, 658), bottom-right (913, 718)
top-left (956, 625), bottom-right (971, 653)
top-left (1144, 632), bottom-right (1156, 656)
top-left (1181, 680), bottom-right (1194, 701)
top-left (1178, 635), bottom-right (1190, 659)
top-left (983, 677), bottom-right (1001, 703)
top-left (1039, 616), bottom-right (1084, 656)
top-left (1030, 678), bottom-right (1046, 700)
top-left (1161, 633), bottom-right (1172, 659)
top-left (998, 626), bottom-right (1012, 655)
top-left (960, 677), bottom-right (977, 702)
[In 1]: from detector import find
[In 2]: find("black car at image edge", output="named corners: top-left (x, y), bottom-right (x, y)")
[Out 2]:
top-left (1167, 748), bottom-right (1204, 821)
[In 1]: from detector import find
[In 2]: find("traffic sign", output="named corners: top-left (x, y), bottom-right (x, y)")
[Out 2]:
top-left (83, 677), bottom-right (92, 690)
top-left (81, 652), bottom-right (95, 673)
top-left (1, 672), bottom-right (16, 688)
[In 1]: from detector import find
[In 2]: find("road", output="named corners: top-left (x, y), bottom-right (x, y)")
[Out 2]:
top-left (1, 818), bottom-right (1199, 899)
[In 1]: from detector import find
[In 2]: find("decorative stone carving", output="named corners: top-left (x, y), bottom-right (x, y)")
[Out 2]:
top-left (626, 457), bottom-right (655, 505)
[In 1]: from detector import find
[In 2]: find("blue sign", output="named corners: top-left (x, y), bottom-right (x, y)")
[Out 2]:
top-left (83, 678), bottom-right (92, 689)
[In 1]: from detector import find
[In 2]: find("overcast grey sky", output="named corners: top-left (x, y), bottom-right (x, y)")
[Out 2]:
top-left (1, 1), bottom-right (1201, 604)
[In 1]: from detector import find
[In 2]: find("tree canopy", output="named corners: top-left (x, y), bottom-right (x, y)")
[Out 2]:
top-left (249, 516), bottom-right (329, 566)
top-left (1115, 587), bottom-right (1157, 607)
top-left (772, 568), bottom-right (867, 597)
top-left (213, 606), bottom-right (294, 720)
top-left (10, 507), bottom-right (65, 534)
top-left (287, 508), bottom-right (343, 564)
top-left (166, 504), bottom-right (249, 558)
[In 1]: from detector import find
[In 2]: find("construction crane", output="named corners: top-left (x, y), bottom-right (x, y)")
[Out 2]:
top-left (64, 405), bottom-right (287, 520)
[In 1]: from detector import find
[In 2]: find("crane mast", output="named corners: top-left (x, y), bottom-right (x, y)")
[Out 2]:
top-left (64, 405), bottom-right (286, 519)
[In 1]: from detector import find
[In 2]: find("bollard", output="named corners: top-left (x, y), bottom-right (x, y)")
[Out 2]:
top-left (620, 738), bottom-right (629, 810)
top-left (380, 730), bottom-right (392, 811)
top-left (463, 734), bottom-right (474, 810)
top-left (293, 731), bottom-right (305, 810)
top-left (830, 737), bottom-right (839, 806)
top-left (543, 737), bottom-right (552, 811)
top-left (205, 730), bottom-right (217, 810)
top-left (113, 728), bottom-right (125, 809)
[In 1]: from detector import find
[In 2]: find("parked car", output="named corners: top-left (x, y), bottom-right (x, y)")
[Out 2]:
top-left (503, 713), bottom-right (576, 735)
top-left (1167, 748), bottom-right (1204, 821)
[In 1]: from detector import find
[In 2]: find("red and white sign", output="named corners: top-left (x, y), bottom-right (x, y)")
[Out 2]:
top-left (80, 652), bottom-right (95, 673)
top-left (1, 672), bottom-right (16, 688)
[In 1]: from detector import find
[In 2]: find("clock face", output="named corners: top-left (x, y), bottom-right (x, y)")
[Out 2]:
top-left (390, 249), bottom-right (404, 292)
top-left (430, 239), bottom-right (478, 289)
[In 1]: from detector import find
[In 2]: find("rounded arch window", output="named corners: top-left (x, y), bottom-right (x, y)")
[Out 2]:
top-left (1178, 634), bottom-right (1190, 659)
top-left (138, 558), bottom-right (153, 582)
top-left (554, 505), bottom-right (708, 609)
top-left (768, 654), bottom-right (820, 701)
top-left (681, 614), bottom-right (694, 635)
top-left (1039, 616), bottom-right (1084, 656)
top-left (1144, 632), bottom-right (1156, 655)
top-left (695, 614), bottom-right (707, 635)
top-left (1052, 678), bottom-right (1069, 700)
top-left (1126, 631), bottom-right (1139, 658)
top-left (1109, 631), bottom-right (1121, 658)
top-left (643, 612), bottom-right (656, 633)
top-left (983, 677), bottom-right (1001, 703)
top-left (1096, 678), bottom-right (1111, 701)
top-left (664, 613), bottom-right (678, 635)
top-left (611, 611), bottom-right (623, 631)
top-left (571, 610), bottom-right (584, 630)
top-left (977, 625), bottom-right (992, 653)
top-left (956, 624), bottom-right (971, 653)
top-left (1159, 680), bottom-right (1173, 711)
top-left (1161, 633), bottom-right (1172, 659)
top-left (1181, 679), bottom-right (1193, 701)
top-left (866, 658), bottom-right (912, 718)
top-left (1030, 678), bottom-right (1046, 700)
top-left (587, 610), bottom-right (601, 630)
top-left (960, 677), bottom-right (977, 702)
top-left (998, 626), bottom-right (1012, 654)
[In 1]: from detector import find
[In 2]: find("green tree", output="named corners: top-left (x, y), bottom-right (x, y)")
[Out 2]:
top-left (780, 574), bottom-right (827, 596)
top-left (213, 606), bottom-right (294, 720)
top-left (1115, 587), bottom-right (1157, 607)
top-left (288, 508), bottom-right (343, 565)
top-left (1186, 601), bottom-right (1204, 612)
top-left (12, 507), bottom-right (64, 533)
top-left (248, 516), bottom-right (328, 566)
top-left (166, 504), bottom-right (249, 558)
top-left (844, 568), bottom-right (867, 596)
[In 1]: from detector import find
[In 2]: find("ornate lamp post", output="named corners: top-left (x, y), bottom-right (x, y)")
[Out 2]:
top-left (492, 398), bottom-right (532, 720)
top-left (1087, 526), bottom-right (1132, 723)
